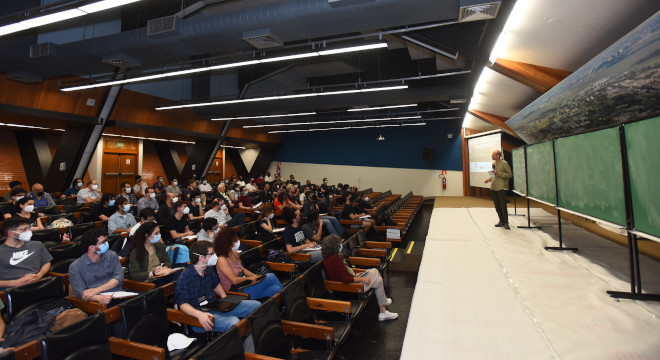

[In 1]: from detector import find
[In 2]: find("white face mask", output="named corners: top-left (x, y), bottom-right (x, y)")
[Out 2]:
top-left (195, 198), bottom-right (201, 204)
top-left (207, 253), bottom-right (218, 266)
top-left (150, 192), bottom-right (156, 199)
top-left (232, 241), bottom-right (241, 251)
top-left (91, 184), bottom-right (98, 190)
top-left (24, 204), bottom-right (34, 213)
top-left (221, 204), bottom-right (227, 211)
top-left (15, 196), bottom-right (24, 201)
top-left (173, 181), bottom-right (178, 186)
top-left (182, 206), bottom-right (190, 215)
top-left (172, 197), bottom-right (178, 204)
top-left (268, 213), bottom-right (274, 219)
top-left (365, 197), bottom-right (369, 201)
top-left (17, 230), bottom-right (33, 242)
top-left (125, 187), bottom-right (131, 193)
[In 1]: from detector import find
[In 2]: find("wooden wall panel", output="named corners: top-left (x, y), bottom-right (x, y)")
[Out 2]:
top-left (0, 75), bottom-right (104, 117)
top-left (141, 142), bottom-right (168, 187)
top-left (225, 124), bottom-right (283, 144)
top-left (0, 130), bottom-right (28, 193)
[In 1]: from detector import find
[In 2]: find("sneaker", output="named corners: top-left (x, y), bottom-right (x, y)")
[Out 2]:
top-left (495, 222), bottom-right (504, 227)
top-left (384, 298), bottom-right (392, 306)
top-left (503, 224), bottom-right (510, 230)
top-left (378, 310), bottom-right (398, 321)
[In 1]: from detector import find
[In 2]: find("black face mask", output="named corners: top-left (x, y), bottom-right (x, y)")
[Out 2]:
top-left (36, 192), bottom-right (44, 197)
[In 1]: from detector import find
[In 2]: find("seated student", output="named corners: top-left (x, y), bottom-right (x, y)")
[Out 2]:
top-left (166, 178), bottom-right (182, 196)
top-left (286, 184), bottom-right (302, 209)
top-left (214, 228), bottom-right (282, 300)
top-left (117, 181), bottom-right (137, 206)
top-left (260, 183), bottom-right (274, 204)
top-left (303, 192), bottom-right (343, 236)
top-left (182, 179), bottom-right (199, 202)
top-left (229, 183), bottom-right (241, 204)
top-left (92, 193), bottom-right (117, 221)
top-left (128, 222), bottom-right (174, 282)
top-left (12, 197), bottom-right (44, 231)
top-left (215, 182), bottom-right (235, 208)
top-left (301, 209), bottom-right (324, 246)
top-left (281, 207), bottom-right (322, 262)
top-left (133, 175), bottom-right (148, 197)
top-left (342, 192), bottom-right (376, 235)
top-left (174, 240), bottom-right (261, 333)
top-left (153, 176), bottom-right (166, 196)
top-left (237, 186), bottom-right (253, 210)
top-left (137, 187), bottom-right (159, 215)
top-left (187, 190), bottom-right (205, 221)
top-left (273, 192), bottom-right (287, 212)
top-left (3, 180), bottom-right (22, 202)
top-left (204, 198), bottom-right (246, 229)
top-left (321, 234), bottom-right (397, 321)
top-left (163, 202), bottom-right (194, 242)
top-left (354, 193), bottom-right (373, 212)
top-left (27, 183), bottom-right (55, 208)
top-left (245, 178), bottom-right (258, 193)
top-left (129, 208), bottom-right (156, 237)
top-left (2, 188), bottom-right (27, 219)
top-left (197, 217), bottom-right (220, 242)
top-left (77, 180), bottom-right (102, 204)
top-left (257, 204), bottom-right (275, 242)
top-left (156, 193), bottom-right (177, 225)
top-left (0, 217), bottom-right (52, 289)
top-left (108, 197), bottom-right (137, 235)
top-left (69, 229), bottom-right (124, 306)
top-left (198, 177), bottom-right (213, 193)
top-left (62, 178), bottom-right (84, 198)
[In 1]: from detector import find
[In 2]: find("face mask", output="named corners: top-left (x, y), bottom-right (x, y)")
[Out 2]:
top-left (173, 181), bottom-right (178, 186)
top-left (232, 241), bottom-right (240, 251)
top-left (95, 241), bottom-right (109, 255)
top-left (182, 206), bottom-right (190, 215)
top-left (339, 243), bottom-right (343, 253)
top-left (365, 197), bottom-right (369, 201)
top-left (108, 200), bottom-right (115, 206)
top-left (36, 191), bottom-right (44, 197)
top-left (150, 193), bottom-right (156, 199)
top-left (125, 187), bottom-right (131, 193)
top-left (207, 253), bottom-right (218, 266)
top-left (213, 227), bottom-right (220, 234)
top-left (329, 195), bottom-right (334, 198)
top-left (17, 230), bottom-right (33, 242)
top-left (324, 180), bottom-right (328, 184)
top-left (243, 191), bottom-right (249, 195)
top-left (268, 213), bottom-right (274, 219)
top-left (221, 204), bottom-right (227, 211)
top-left (15, 196), bottom-right (24, 201)
top-left (159, 179), bottom-right (164, 183)
top-left (92, 184), bottom-right (98, 190)
top-left (123, 204), bottom-right (131, 212)
top-left (172, 197), bottom-right (178, 204)
top-left (77, 182), bottom-right (83, 187)
top-left (24, 204), bottom-right (34, 213)
top-left (203, 180), bottom-right (207, 184)
top-left (195, 198), bottom-right (201, 204)
top-left (150, 234), bottom-right (161, 244)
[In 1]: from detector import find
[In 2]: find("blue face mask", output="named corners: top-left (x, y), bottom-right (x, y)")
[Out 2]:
top-left (96, 242), bottom-right (109, 255)
top-left (123, 204), bottom-right (131, 212)
top-left (108, 200), bottom-right (115, 206)
top-left (243, 191), bottom-right (249, 195)
top-left (203, 180), bottom-right (207, 184)
top-left (339, 243), bottom-right (343, 253)
top-left (150, 234), bottom-right (161, 244)
top-left (77, 182), bottom-right (83, 187)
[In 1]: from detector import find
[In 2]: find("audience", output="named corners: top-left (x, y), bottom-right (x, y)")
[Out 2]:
top-left (187, 190), bottom-right (205, 221)
top-left (107, 197), bottom-right (137, 235)
top-left (174, 240), bottom-right (260, 333)
top-left (128, 222), bottom-right (174, 282)
top-left (117, 181), bottom-right (137, 205)
top-left (68, 229), bottom-right (124, 306)
top-left (342, 192), bottom-right (376, 235)
top-left (237, 186), bottom-right (253, 210)
top-left (2, 180), bottom-right (22, 202)
top-left (163, 202), bottom-right (194, 242)
top-left (130, 208), bottom-right (156, 237)
top-left (133, 175), bottom-right (148, 196)
top-left (257, 204), bottom-right (275, 242)
top-left (198, 177), bottom-right (212, 193)
top-left (156, 193), bottom-right (176, 225)
top-left (0, 217), bottom-right (52, 289)
top-left (92, 193), bottom-right (116, 221)
top-left (137, 187), bottom-right (159, 215)
top-left (77, 180), bottom-right (102, 204)
top-left (13, 196), bottom-right (44, 230)
top-left (62, 178), bottom-right (84, 198)
top-left (214, 228), bottom-right (282, 300)
top-left (197, 217), bottom-right (220, 242)
top-left (29, 183), bottom-right (55, 208)
top-left (166, 178), bottom-right (182, 196)
top-left (2, 188), bottom-right (28, 219)
top-left (204, 198), bottom-right (246, 229)
top-left (321, 234), bottom-right (398, 321)
top-left (281, 207), bottom-right (322, 262)
top-left (153, 176), bottom-right (165, 196)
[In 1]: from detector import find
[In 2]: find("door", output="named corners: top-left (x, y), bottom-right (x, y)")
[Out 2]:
top-left (208, 157), bottom-right (223, 183)
top-left (102, 153), bottom-right (138, 194)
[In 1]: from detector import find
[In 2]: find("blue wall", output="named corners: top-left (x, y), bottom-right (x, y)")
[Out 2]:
top-left (274, 119), bottom-right (463, 170)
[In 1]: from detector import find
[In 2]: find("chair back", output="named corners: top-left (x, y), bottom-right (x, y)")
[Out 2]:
top-left (6, 276), bottom-right (64, 320)
top-left (304, 262), bottom-right (328, 299)
top-left (281, 277), bottom-right (313, 323)
top-left (34, 205), bottom-right (59, 216)
top-left (47, 213), bottom-right (74, 224)
top-left (30, 228), bottom-right (61, 245)
top-left (119, 288), bottom-right (169, 349)
top-left (39, 312), bottom-right (111, 360)
top-left (69, 222), bottom-right (96, 242)
top-left (246, 299), bottom-right (290, 359)
top-left (50, 258), bottom-right (77, 274)
top-left (239, 247), bottom-right (261, 268)
top-left (191, 326), bottom-right (243, 360)
top-left (48, 243), bottom-right (83, 262)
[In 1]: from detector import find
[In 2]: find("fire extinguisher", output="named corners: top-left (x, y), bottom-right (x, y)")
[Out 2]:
top-left (442, 177), bottom-right (447, 189)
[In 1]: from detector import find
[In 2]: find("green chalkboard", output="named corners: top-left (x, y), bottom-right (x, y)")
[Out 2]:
top-left (625, 116), bottom-right (660, 238)
top-left (526, 141), bottom-right (556, 204)
top-left (555, 127), bottom-right (626, 226)
top-left (512, 147), bottom-right (526, 195)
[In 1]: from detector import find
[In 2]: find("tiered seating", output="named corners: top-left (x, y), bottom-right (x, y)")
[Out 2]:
top-left (376, 191), bottom-right (423, 243)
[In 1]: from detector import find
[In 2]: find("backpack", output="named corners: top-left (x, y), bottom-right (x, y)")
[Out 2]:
top-left (248, 262), bottom-right (271, 275)
top-left (267, 249), bottom-right (293, 263)
top-left (166, 244), bottom-right (190, 266)
top-left (2, 309), bottom-right (55, 347)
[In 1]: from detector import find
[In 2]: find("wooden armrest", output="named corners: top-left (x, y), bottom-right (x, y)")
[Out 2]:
top-left (161, 282), bottom-right (176, 298)
top-left (95, 221), bottom-right (104, 229)
top-left (104, 306), bottom-right (121, 324)
top-left (357, 248), bottom-right (387, 257)
top-left (109, 337), bottom-right (166, 360)
top-left (120, 257), bottom-right (128, 267)
top-left (14, 339), bottom-right (40, 360)
top-left (58, 227), bottom-right (69, 236)
top-left (48, 272), bottom-right (70, 285)
top-left (340, 219), bottom-right (362, 225)
top-left (281, 320), bottom-right (334, 342)
top-left (306, 297), bottom-right (352, 314)
top-left (323, 280), bottom-right (365, 294)
top-left (226, 291), bottom-right (250, 298)
top-left (289, 253), bottom-right (311, 261)
top-left (348, 256), bottom-right (381, 267)
top-left (123, 279), bottom-right (156, 292)
top-left (245, 353), bottom-right (285, 360)
top-left (240, 239), bottom-right (263, 248)
top-left (166, 308), bottom-right (212, 328)
top-left (236, 318), bottom-right (250, 337)
top-left (365, 241), bottom-right (392, 249)
top-left (66, 296), bottom-right (107, 313)
top-left (265, 261), bottom-right (297, 273)
top-left (39, 216), bottom-right (48, 225)
top-left (120, 231), bottom-right (129, 238)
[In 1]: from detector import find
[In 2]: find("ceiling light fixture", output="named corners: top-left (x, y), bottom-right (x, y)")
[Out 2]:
top-left (488, 0), bottom-right (526, 63)
top-left (213, 112), bottom-right (316, 121)
top-left (266, 121), bottom-right (427, 133)
top-left (61, 41), bottom-right (388, 92)
top-left (155, 85), bottom-right (408, 110)
top-left (242, 115), bottom-right (420, 128)
top-left (347, 104), bottom-right (417, 112)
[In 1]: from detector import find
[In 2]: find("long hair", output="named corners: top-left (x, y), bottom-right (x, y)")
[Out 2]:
top-left (214, 227), bottom-right (238, 257)
top-left (259, 204), bottom-right (273, 221)
top-left (128, 221), bottom-right (159, 263)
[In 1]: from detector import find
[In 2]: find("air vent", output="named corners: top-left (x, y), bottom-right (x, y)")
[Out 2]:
top-left (101, 54), bottom-right (141, 68)
top-left (29, 42), bottom-right (56, 58)
top-left (6, 71), bottom-right (43, 84)
top-left (458, 0), bottom-right (501, 22)
top-left (147, 15), bottom-right (180, 38)
top-left (243, 28), bottom-right (283, 49)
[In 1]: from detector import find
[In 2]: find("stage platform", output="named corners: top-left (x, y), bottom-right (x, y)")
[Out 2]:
top-left (401, 207), bottom-right (660, 359)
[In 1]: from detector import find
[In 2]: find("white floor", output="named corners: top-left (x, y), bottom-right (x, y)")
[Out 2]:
top-left (401, 207), bottom-right (660, 360)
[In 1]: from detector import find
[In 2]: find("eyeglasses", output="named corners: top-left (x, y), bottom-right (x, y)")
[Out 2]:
top-left (193, 252), bottom-right (214, 258)
top-left (14, 227), bottom-right (30, 232)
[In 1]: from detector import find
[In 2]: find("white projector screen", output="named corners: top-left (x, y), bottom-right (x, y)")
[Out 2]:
top-left (468, 132), bottom-right (502, 189)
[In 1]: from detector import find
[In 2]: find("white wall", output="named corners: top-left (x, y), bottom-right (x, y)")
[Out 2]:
top-left (267, 162), bottom-right (463, 197)
top-left (239, 148), bottom-right (260, 172)
top-left (88, 140), bottom-right (104, 187)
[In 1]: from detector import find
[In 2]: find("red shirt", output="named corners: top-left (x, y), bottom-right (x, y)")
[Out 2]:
top-left (238, 195), bottom-right (252, 207)
top-left (322, 254), bottom-right (354, 284)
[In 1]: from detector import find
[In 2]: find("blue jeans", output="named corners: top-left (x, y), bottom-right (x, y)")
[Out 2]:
top-left (192, 300), bottom-right (261, 333)
top-left (241, 273), bottom-right (283, 300)
top-left (321, 215), bottom-right (343, 236)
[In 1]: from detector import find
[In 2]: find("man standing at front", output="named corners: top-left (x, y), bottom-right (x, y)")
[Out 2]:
top-left (485, 149), bottom-right (512, 229)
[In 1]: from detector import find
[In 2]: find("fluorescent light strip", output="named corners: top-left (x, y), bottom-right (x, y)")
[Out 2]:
top-left (347, 104), bottom-right (417, 112)
top-left (213, 112), bottom-right (315, 121)
top-left (156, 85), bottom-right (408, 110)
top-left (61, 42), bottom-right (387, 92)
top-left (243, 115), bottom-right (420, 128)
top-left (103, 133), bottom-right (194, 143)
top-left (220, 145), bottom-right (247, 149)
top-left (267, 122), bottom-right (427, 133)
top-left (1, 0), bottom-right (142, 37)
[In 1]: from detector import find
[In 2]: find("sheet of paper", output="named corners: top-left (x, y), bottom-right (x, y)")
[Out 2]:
top-left (100, 291), bottom-right (139, 299)
top-left (272, 228), bottom-right (285, 233)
